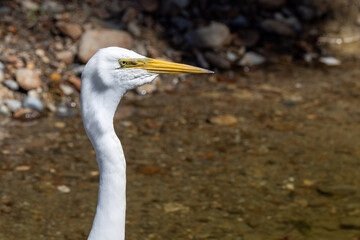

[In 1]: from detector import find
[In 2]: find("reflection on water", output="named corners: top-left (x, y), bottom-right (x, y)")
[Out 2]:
top-left (1, 64), bottom-right (360, 240)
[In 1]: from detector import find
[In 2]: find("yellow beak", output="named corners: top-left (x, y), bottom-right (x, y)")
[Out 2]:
top-left (119, 58), bottom-right (213, 74)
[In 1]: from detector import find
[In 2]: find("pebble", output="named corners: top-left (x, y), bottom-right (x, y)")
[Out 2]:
top-left (14, 165), bottom-right (30, 171)
top-left (13, 108), bottom-right (42, 121)
top-left (15, 69), bottom-right (41, 90)
top-left (54, 122), bottom-right (66, 128)
top-left (204, 52), bottom-right (231, 69)
top-left (55, 103), bottom-right (76, 117)
top-left (60, 84), bottom-right (74, 95)
top-left (163, 202), bottom-right (189, 213)
top-left (239, 51), bottom-right (266, 66)
top-left (209, 115), bottom-right (238, 126)
top-left (57, 185), bottom-right (71, 193)
top-left (261, 19), bottom-right (296, 37)
top-left (3, 79), bottom-right (20, 91)
top-left (186, 22), bottom-right (231, 48)
top-left (319, 57), bottom-right (341, 66)
top-left (0, 105), bottom-right (10, 117)
top-left (340, 217), bottom-right (360, 229)
top-left (23, 96), bottom-right (43, 111)
top-left (55, 51), bottom-right (74, 65)
top-left (5, 99), bottom-right (22, 112)
top-left (56, 22), bottom-right (82, 40)
top-left (50, 72), bottom-right (62, 82)
top-left (78, 29), bottom-right (133, 63)
top-left (68, 76), bottom-right (81, 91)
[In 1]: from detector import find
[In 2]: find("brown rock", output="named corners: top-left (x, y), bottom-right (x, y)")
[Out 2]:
top-left (68, 76), bottom-right (81, 91)
top-left (15, 69), bottom-right (41, 90)
top-left (56, 21), bottom-right (82, 40)
top-left (209, 115), bottom-right (238, 126)
top-left (55, 51), bottom-right (74, 65)
top-left (78, 29), bottom-right (133, 63)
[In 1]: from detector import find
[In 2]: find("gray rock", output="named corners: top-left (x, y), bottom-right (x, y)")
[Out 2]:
top-left (23, 96), bottom-right (43, 111)
top-left (78, 29), bottom-right (133, 63)
top-left (340, 217), bottom-right (360, 229)
top-left (3, 79), bottom-right (19, 91)
top-left (186, 22), bottom-right (231, 48)
top-left (240, 52), bottom-right (266, 66)
top-left (0, 61), bottom-right (4, 71)
top-left (261, 19), bottom-right (296, 37)
top-left (204, 52), bottom-right (231, 69)
top-left (5, 99), bottom-right (22, 112)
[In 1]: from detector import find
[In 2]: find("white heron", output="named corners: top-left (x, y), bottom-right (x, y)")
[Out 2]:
top-left (81, 47), bottom-right (212, 240)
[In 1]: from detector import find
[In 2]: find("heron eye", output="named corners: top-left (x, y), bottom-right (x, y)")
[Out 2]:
top-left (121, 61), bottom-right (127, 65)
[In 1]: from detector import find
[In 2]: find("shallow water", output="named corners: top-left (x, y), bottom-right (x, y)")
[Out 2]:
top-left (1, 61), bottom-right (360, 240)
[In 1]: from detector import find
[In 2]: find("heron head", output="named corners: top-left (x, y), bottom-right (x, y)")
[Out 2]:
top-left (82, 47), bottom-right (213, 92)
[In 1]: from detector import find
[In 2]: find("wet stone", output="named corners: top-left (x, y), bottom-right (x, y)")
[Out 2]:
top-left (23, 96), bottom-right (43, 111)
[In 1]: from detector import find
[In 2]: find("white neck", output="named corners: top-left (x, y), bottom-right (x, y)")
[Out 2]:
top-left (81, 82), bottom-right (127, 240)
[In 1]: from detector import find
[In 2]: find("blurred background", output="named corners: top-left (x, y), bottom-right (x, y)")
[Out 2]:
top-left (1, 0), bottom-right (360, 239)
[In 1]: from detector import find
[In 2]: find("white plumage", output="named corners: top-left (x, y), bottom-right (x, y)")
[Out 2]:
top-left (81, 47), bottom-right (211, 240)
